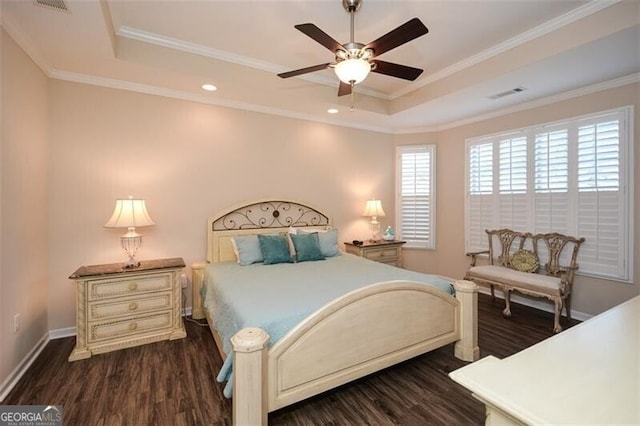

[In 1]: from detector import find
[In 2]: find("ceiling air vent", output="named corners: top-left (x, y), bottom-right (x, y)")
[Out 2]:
top-left (488, 86), bottom-right (527, 100)
top-left (34, 0), bottom-right (69, 12)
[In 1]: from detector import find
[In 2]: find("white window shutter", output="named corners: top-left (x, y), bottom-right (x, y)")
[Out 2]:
top-left (575, 117), bottom-right (627, 279)
top-left (466, 142), bottom-right (494, 252)
top-left (397, 145), bottom-right (435, 249)
top-left (534, 128), bottom-right (569, 235)
top-left (498, 136), bottom-right (528, 231)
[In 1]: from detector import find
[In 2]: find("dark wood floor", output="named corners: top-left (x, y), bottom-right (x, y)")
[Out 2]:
top-left (2, 294), bottom-right (578, 425)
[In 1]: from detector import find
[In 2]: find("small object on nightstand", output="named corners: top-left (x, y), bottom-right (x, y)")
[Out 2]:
top-left (68, 257), bottom-right (186, 361)
top-left (383, 226), bottom-right (395, 241)
top-left (344, 240), bottom-right (406, 267)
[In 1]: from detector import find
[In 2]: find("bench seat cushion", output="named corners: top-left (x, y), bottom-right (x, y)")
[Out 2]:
top-left (468, 265), bottom-right (561, 295)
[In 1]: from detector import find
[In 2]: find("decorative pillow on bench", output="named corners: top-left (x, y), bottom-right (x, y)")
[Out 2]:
top-left (510, 249), bottom-right (539, 273)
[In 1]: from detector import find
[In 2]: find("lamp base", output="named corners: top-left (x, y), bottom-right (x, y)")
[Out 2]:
top-left (123, 260), bottom-right (141, 269)
top-left (370, 221), bottom-right (381, 243)
top-left (120, 232), bottom-right (142, 269)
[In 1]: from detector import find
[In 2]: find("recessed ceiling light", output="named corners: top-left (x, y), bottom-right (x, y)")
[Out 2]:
top-left (327, 108), bottom-right (339, 114)
top-left (202, 84), bottom-right (217, 92)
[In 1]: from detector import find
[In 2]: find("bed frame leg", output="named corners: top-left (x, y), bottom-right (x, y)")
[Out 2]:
top-left (231, 327), bottom-right (270, 426)
top-left (191, 261), bottom-right (207, 320)
top-left (454, 280), bottom-right (480, 362)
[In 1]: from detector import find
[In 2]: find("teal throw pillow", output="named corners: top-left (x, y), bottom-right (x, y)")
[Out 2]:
top-left (258, 234), bottom-right (293, 265)
top-left (291, 232), bottom-right (325, 262)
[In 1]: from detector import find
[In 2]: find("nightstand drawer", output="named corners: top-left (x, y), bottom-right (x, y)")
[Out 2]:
top-left (88, 310), bottom-right (172, 343)
top-left (363, 247), bottom-right (400, 261)
top-left (88, 292), bottom-right (173, 321)
top-left (344, 241), bottom-right (406, 268)
top-left (88, 273), bottom-right (173, 301)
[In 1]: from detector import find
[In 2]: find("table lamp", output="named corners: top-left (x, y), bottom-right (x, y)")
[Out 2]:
top-left (104, 196), bottom-right (155, 268)
top-left (363, 199), bottom-right (385, 242)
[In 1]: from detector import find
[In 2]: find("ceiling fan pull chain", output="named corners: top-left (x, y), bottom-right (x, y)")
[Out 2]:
top-left (350, 83), bottom-right (355, 111)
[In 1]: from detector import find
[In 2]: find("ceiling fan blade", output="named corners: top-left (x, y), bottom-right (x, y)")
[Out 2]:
top-left (371, 60), bottom-right (423, 81)
top-left (338, 81), bottom-right (352, 97)
top-left (295, 23), bottom-right (346, 53)
top-left (277, 63), bottom-right (331, 79)
top-left (365, 18), bottom-right (428, 57)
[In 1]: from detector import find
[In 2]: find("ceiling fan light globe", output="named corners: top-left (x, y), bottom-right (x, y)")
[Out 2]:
top-left (334, 58), bottom-right (371, 84)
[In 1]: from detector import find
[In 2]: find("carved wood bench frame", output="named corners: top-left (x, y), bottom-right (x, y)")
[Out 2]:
top-left (465, 229), bottom-right (585, 332)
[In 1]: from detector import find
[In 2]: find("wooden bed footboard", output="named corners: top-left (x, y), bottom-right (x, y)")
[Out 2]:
top-left (231, 279), bottom-right (478, 425)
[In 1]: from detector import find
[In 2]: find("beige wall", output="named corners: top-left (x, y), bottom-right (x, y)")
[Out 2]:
top-left (1, 29), bottom-right (50, 389)
top-left (397, 83), bottom-right (640, 316)
top-left (47, 80), bottom-right (396, 329)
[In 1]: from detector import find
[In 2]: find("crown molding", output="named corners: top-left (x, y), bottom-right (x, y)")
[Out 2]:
top-left (391, 0), bottom-right (622, 99)
top-left (116, 26), bottom-right (390, 100)
top-left (395, 73), bottom-right (640, 134)
top-left (117, 25), bottom-right (281, 73)
top-left (50, 69), bottom-right (392, 134)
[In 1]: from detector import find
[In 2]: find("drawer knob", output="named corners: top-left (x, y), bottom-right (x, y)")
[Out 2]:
top-left (128, 282), bottom-right (138, 291)
top-left (129, 322), bottom-right (138, 331)
top-left (128, 302), bottom-right (138, 311)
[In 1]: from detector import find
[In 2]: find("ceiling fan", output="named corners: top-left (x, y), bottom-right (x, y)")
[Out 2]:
top-left (277, 0), bottom-right (428, 97)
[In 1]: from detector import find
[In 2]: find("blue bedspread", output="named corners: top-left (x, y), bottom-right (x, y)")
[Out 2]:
top-left (203, 252), bottom-right (454, 398)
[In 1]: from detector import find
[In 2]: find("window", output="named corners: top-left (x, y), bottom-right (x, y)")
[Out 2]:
top-left (396, 145), bottom-right (435, 249)
top-left (465, 107), bottom-right (633, 282)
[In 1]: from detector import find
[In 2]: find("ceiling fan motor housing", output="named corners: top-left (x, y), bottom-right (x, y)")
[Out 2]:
top-left (336, 43), bottom-right (373, 60)
top-left (342, 0), bottom-right (362, 12)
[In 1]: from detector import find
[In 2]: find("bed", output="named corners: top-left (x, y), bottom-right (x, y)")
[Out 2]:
top-left (191, 200), bottom-right (479, 424)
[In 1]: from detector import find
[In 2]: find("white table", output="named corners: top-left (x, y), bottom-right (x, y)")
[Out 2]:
top-left (450, 296), bottom-right (640, 425)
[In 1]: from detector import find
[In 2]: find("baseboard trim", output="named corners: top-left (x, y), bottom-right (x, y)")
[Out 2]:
top-left (49, 326), bottom-right (76, 339)
top-left (477, 287), bottom-right (593, 322)
top-left (0, 332), bottom-right (50, 402)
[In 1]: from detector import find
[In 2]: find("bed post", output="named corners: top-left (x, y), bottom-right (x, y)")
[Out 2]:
top-left (454, 279), bottom-right (480, 362)
top-left (191, 261), bottom-right (207, 320)
top-left (231, 327), bottom-right (270, 426)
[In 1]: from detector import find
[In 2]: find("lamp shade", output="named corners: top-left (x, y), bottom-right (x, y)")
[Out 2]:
top-left (104, 197), bottom-right (155, 229)
top-left (363, 199), bottom-right (385, 218)
top-left (334, 58), bottom-right (371, 84)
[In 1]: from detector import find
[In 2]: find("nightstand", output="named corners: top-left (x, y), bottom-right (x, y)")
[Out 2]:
top-left (68, 257), bottom-right (187, 361)
top-left (344, 240), bottom-right (406, 267)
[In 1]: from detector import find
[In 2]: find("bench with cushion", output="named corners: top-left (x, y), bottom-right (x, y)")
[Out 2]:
top-left (465, 229), bottom-right (585, 332)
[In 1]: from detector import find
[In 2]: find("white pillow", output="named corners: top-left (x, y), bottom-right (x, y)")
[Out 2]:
top-left (287, 227), bottom-right (298, 255)
top-left (230, 237), bottom-right (239, 260)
